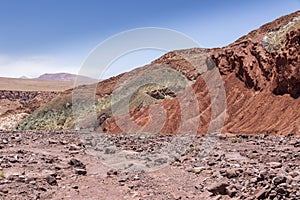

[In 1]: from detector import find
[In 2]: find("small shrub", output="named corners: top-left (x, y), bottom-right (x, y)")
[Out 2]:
top-left (229, 137), bottom-right (243, 143)
top-left (193, 167), bottom-right (203, 174)
top-left (188, 146), bottom-right (200, 153)
top-left (0, 171), bottom-right (5, 178)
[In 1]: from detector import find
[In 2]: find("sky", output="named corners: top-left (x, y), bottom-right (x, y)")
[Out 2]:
top-left (0, 0), bottom-right (299, 78)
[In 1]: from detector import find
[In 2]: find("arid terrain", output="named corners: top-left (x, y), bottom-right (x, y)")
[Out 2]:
top-left (0, 131), bottom-right (299, 200)
top-left (0, 77), bottom-right (74, 92)
top-left (0, 90), bottom-right (58, 131)
top-left (0, 10), bottom-right (299, 200)
top-left (11, 11), bottom-right (299, 136)
top-left (0, 73), bottom-right (98, 131)
top-left (0, 75), bottom-right (73, 131)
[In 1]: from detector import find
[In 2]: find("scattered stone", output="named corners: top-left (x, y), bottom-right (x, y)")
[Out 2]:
top-left (133, 175), bottom-right (140, 180)
top-left (107, 169), bottom-right (118, 176)
top-left (254, 188), bottom-right (267, 199)
top-left (46, 175), bottom-right (57, 186)
top-left (59, 140), bottom-right (68, 145)
top-left (227, 187), bottom-right (237, 198)
top-left (72, 185), bottom-right (79, 189)
top-left (224, 169), bottom-right (238, 178)
top-left (269, 190), bottom-right (277, 198)
top-left (250, 177), bottom-right (258, 184)
top-left (118, 176), bottom-right (129, 183)
top-left (69, 144), bottom-right (81, 151)
top-left (207, 182), bottom-right (229, 195)
top-left (207, 161), bottom-right (216, 166)
top-left (268, 162), bottom-right (282, 169)
top-left (29, 180), bottom-right (36, 185)
top-left (104, 146), bottom-right (117, 154)
top-left (48, 139), bottom-right (58, 144)
top-left (0, 188), bottom-right (8, 194)
top-left (68, 158), bottom-right (86, 169)
top-left (273, 175), bottom-right (286, 185)
top-left (75, 168), bottom-right (87, 175)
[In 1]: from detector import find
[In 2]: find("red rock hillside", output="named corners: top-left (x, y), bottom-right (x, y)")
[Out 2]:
top-left (101, 11), bottom-right (300, 135)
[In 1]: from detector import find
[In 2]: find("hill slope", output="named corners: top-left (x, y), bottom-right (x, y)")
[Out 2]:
top-left (17, 11), bottom-right (300, 135)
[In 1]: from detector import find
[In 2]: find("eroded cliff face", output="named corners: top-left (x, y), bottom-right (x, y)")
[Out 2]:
top-left (212, 24), bottom-right (300, 99)
top-left (273, 29), bottom-right (300, 98)
top-left (206, 17), bottom-right (300, 135)
top-left (210, 26), bottom-right (300, 134)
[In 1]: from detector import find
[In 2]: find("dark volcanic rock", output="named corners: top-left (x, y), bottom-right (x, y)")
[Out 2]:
top-left (68, 158), bottom-right (86, 169)
top-left (46, 175), bottom-right (57, 186)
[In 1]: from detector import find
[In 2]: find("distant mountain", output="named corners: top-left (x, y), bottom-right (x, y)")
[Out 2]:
top-left (37, 73), bottom-right (97, 82)
top-left (19, 76), bottom-right (29, 79)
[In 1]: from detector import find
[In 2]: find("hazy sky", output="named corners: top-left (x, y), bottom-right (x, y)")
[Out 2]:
top-left (0, 0), bottom-right (299, 78)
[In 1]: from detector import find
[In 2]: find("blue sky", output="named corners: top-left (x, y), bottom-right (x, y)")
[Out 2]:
top-left (0, 0), bottom-right (299, 78)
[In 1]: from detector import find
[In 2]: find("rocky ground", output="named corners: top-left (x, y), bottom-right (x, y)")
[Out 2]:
top-left (0, 131), bottom-right (299, 199)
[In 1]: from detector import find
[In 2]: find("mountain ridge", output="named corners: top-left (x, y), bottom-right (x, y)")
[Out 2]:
top-left (37, 72), bottom-right (97, 82)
